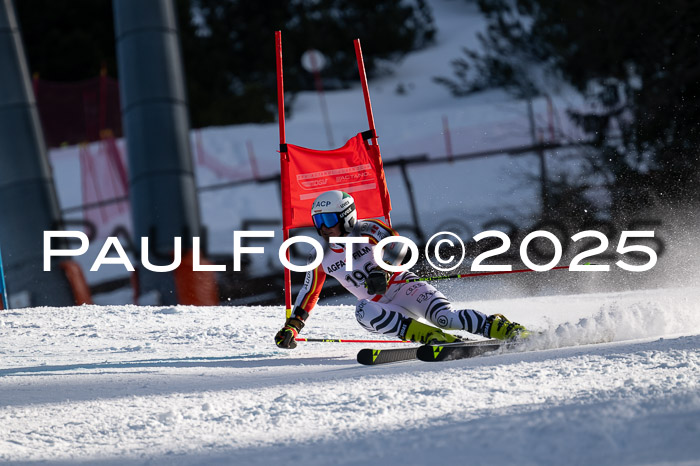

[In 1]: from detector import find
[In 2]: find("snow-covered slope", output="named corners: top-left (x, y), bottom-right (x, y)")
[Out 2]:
top-left (2, 287), bottom-right (699, 465)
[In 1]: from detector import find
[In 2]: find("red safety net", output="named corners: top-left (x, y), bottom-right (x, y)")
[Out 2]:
top-left (33, 73), bottom-right (122, 148)
top-left (79, 135), bottom-right (131, 239)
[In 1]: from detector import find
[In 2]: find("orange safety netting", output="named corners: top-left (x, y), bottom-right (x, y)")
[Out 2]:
top-left (33, 74), bottom-right (122, 147)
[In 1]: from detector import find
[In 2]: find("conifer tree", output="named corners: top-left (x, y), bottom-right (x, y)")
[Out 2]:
top-left (437, 0), bottom-right (700, 213)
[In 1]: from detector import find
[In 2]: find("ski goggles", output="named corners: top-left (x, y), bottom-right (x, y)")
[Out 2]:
top-left (312, 212), bottom-right (341, 229)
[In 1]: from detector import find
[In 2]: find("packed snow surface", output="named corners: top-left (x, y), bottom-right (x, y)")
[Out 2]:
top-left (2, 286), bottom-right (699, 465)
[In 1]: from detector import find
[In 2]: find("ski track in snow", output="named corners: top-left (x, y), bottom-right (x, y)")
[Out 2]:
top-left (1, 287), bottom-right (700, 465)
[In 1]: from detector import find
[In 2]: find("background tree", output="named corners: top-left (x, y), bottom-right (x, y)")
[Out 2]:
top-left (16, 0), bottom-right (117, 80)
top-left (16, 0), bottom-right (435, 128)
top-left (436, 0), bottom-right (700, 218)
top-left (181, 0), bottom-right (435, 126)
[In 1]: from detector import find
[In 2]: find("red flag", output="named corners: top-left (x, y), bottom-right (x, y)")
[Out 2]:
top-left (282, 133), bottom-right (391, 229)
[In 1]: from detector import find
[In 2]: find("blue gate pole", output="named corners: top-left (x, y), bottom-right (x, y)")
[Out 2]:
top-left (0, 243), bottom-right (8, 309)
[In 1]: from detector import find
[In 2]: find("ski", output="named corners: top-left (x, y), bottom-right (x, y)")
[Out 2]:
top-left (356, 339), bottom-right (499, 365)
top-left (416, 339), bottom-right (503, 362)
top-left (356, 346), bottom-right (419, 365)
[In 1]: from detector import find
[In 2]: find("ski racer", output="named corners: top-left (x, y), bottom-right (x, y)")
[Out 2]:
top-left (275, 190), bottom-right (530, 349)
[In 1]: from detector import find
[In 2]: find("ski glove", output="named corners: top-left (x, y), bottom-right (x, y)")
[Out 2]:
top-left (275, 316), bottom-right (305, 349)
top-left (365, 268), bottom-right (390, 295)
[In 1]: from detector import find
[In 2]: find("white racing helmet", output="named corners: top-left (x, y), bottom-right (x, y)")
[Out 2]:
top-left (310, 190), bottom-right (357, 235)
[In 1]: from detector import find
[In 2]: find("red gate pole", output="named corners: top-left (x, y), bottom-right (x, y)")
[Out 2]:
top-left (275, 31), bottom-right (293, 318)
top-left (276, 31), bottom-right (286, 150)
top-left (99, 64), bottom-right (108, 135)
top-left (354, 39), bottom-right (392, 227)
top-left (354, 39), bottom-right (378, 149)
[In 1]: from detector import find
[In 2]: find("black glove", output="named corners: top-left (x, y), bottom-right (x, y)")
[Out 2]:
top-left (365, 268), bottom-right (390, 295)
top-left (275, 316), bottom-right (305, 349)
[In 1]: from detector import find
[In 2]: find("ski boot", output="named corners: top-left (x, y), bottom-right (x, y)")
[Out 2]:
top-left (399, 318), bottom-right (461, 344)
top-left (484, 314), bottom-right (530, 340)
